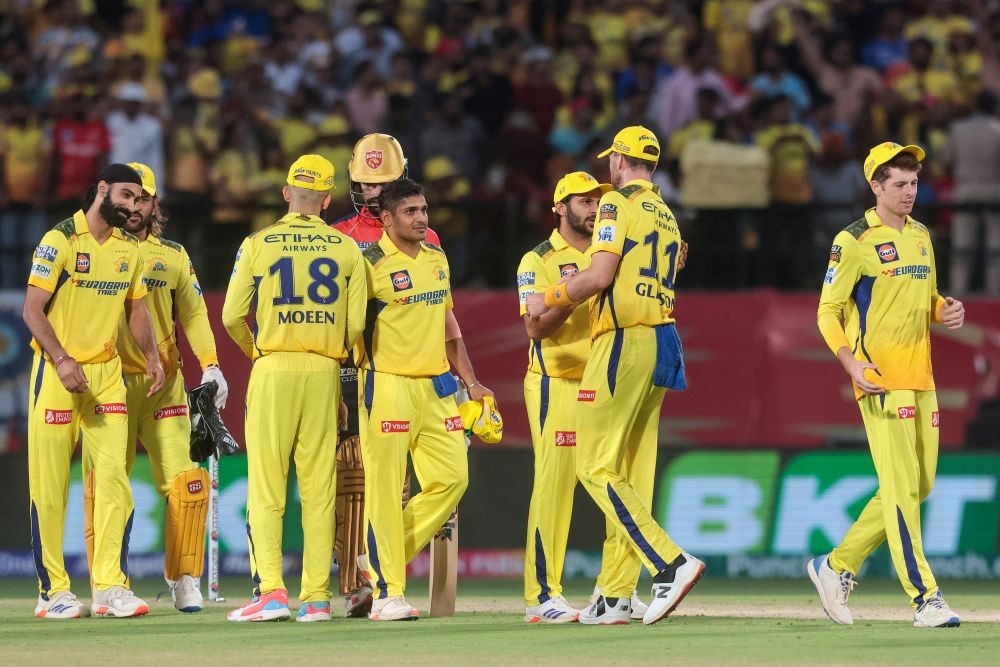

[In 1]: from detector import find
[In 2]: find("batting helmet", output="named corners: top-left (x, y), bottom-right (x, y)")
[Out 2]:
top-left (348, 133), bottom-right (407, 214)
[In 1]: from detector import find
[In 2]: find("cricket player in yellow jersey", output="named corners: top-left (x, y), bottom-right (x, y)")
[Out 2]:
top-left (810, 143), bottom-right (965, 628)
top-left (526, 127), bottom-right (701, 626)
top-left (356, 178), bottom-right (494, 621)
top-left (82, 163), bottom-right (228, 613)
top-left (23, 164), bottom-right (164, 619)
top-left (223, 155), bottom-right (368, 622)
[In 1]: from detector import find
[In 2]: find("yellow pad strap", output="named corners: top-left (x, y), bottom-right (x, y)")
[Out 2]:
top-left (165, 468), bottom-right (209, 580)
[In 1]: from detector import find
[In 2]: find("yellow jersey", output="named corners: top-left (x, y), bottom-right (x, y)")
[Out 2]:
top-left (818, 208), bottom-right (947, 399)
top-left (356, 235), bottom-right (452, 377)
top-left (589, 180), bottom-right (682, 340)
top-left (117, 235), bottom-right (218, 375)
top-left (28, 211), bottom-right (147, 364)
top-left (517, 230), bottom-right (591, 380)
top-left (222, 212), bottom-right (367, 361)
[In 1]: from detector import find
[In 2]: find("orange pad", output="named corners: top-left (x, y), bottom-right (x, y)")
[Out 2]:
top-left (165, 468), bottom-right (209, 580)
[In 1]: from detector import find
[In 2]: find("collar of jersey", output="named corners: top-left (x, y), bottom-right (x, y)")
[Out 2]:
top-left (378, 232), bottom-right (430, 259)
top-left (359, 206), bottom-right (381, 227)
top-left (549, 229), bottom-right (570, 250)
top-left (73, 209), bottom-right (128, 241)
top-left (864, 207), bottom-right (915, 231)
top-left (622, 178), bottom-right (660, 195)
top-left (277, 212), bottom-right (326, 226)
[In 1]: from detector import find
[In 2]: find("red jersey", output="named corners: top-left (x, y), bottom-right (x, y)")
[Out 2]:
top-left (53, 119), bottom-right (110, 201)
top-left (330, 206), bottom-right (441, 250)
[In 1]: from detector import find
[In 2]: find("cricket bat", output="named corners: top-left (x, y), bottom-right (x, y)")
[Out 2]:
top-left (428, 509), bottom-right (458, 616)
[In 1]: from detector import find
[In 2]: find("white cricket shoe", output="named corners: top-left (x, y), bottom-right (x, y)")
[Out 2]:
top-left (168, 575), bottom-right (203, 613)
top-left (345, 585), bottom-right (374, 618)
top-left (524, 596), bottom-right (579, 624)
top-left (579, 595), bottom-right (631, 625)
top-left (369, 595), bottom-right (419, 621)
top-left (643, 552), bottom-right (705, 625)
top-left (807, 554), bottom-right (855, 625)
top-left (35, 590), bottom-right (88, 619)
top-left (92, 586), bottom-right (150, 618)
top-left (589, 585), bottom-right (649, 621)
top-left (913, 591), bottom-right (960, 628)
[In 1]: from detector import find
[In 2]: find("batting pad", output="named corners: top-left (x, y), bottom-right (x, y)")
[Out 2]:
top-left (165, 468), bottom-right (209, 580)
top-left (336, 436), bottom-right (366, 596)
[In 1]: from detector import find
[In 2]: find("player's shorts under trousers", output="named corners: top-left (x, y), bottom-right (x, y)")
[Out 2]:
top-left (244, 352), bottom-right (341, 603)
top-left (358, 369), bottom-right (468, 599)
top-left (28, 353), bottom-right (133, 598)
top-left (830, 389), bottom-right (940, 607)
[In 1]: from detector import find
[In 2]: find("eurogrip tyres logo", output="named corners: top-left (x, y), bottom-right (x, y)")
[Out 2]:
top-left (655, 452), bottom-right (1000, 562)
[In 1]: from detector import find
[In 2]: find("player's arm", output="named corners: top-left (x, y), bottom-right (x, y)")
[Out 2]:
top-left (525, 252), bottom-right (620, 318)
top-left (816, 234), bottom-right (881, 394)
top-left (344, 248), bottom-right (368, 350)
top-left (124, 297), bottom-right (166, 396)
top-left (176, 246), bottom-right (228, 407)
top-left (221, 239), bottom-right (256, 359)
top-left (927, 239), bottom-right (964, 329)
top-left (517, 253), bottom-right (573, 339)
top-left (446, 309), bottom-right (494, 402)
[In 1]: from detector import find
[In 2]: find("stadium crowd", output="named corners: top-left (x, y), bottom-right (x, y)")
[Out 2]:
top-left (1, 0), bottom-right (999, 291)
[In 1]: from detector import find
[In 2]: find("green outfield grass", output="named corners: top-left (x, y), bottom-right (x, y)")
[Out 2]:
top-left (1, 578), bottom-right (998, 665)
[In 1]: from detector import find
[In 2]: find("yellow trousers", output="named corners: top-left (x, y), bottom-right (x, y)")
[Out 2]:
top-left (830, 390), bottom-right (940, 607)
top-left (245, 352), bottom-right (340, 603)
top-left (359, 369), bottom-right (468, 599)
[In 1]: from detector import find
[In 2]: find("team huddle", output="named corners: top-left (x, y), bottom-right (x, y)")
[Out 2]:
top-left (22, 125), bottom-right (967, 628)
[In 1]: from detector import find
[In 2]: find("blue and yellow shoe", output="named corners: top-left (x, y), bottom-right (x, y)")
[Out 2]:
top-left (227, 589), bottom-right (291, 622)
top-left (297, 600), bottom-right (332, 623)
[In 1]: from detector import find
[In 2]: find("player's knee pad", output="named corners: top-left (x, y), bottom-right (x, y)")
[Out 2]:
top-left (165, 468), bottom-right (209, 580)
top-left (335, 436), bottom-right (366, 595)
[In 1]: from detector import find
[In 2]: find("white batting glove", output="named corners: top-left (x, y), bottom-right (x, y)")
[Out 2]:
top-left (201, 365), bottom-right (228, 410)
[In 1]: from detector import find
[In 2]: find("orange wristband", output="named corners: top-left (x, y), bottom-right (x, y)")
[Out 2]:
top-left (544, 284), bottom-right (574, 308)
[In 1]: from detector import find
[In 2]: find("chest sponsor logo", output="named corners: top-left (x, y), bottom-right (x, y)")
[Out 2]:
top-left (95, 403), bottom-right (127, 415)
top-left (394, 289), bottom-right (447, 306)
top-left (517, 271), bottom-right (535, 287)
top-left (829, 245), bottom-right (842, 263)
top-left (187, 480), bottom-right (203, 494)
top-left (154, 405), bottom-right (188, 420)
top-left (445, 416), bottom-right (464, 432)
top-left (897, 406), bottom-right (916, 420)
top-left (932, 411), bottom-right (940, 427)
top-left (365, 150), bottom-right (383, 169)
top-left (34, 245), bottom-right (58, 262)
top-left (877, 242), bottom-right (898, 264)
top-left (381, 420), bottom-right (410, 433)
top-left (597, 225), bottom-right (615, 243)
top-left (143, 278), bottom-right (168, 289)
top-left (882, 264), bottom-right (929, 279)
top-left (391, 270), bottom-right (412, 292)
top-left (555, 431), bottom-right (576, 446)
top-left (76, 252), bottom-right (90, 273)
top-left (45, 409), bottom-right (73, 425)
top-left (578, 390), bottom-right (596, 402)
top-left (30, 263), bottom-right (51, 280)
top-left (559, 263), bottom-right (579, 278)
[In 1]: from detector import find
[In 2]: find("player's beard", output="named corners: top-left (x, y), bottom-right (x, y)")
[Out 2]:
top-left (125, 209), bottom-right (152, 236)
top-left (99, 193), bottom-right (132, 228)
top-left (567, 207), bottom-right (595, 239)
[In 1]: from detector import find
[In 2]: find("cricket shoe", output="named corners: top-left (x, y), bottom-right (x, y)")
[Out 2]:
top-left (226, 589), bottom-right (291, 622)
top-left (807, 554), bottom-right (855, 625)
top-left (913, 591), bottom-right (960, 628)
top-left (345, 585), bottom-right (374, 618)
top-left (524, 596), bottom-right (580, 624)
top-left (579, 595), bottom-right (631, 625)
top-left (643, 552), bottom-right (705, 625)
top-left (369, 595), bottom-right (419, 621)
top-left (168, 575), bottom-right (203, 613)
top-left (590, 586), bottom-right (648, 621)
top-left (35, 590), bottom-right (89, 619)
top-left (92, 586), bottom-right (150, 618)
top-left (297, 600), bottom-right (332, 622)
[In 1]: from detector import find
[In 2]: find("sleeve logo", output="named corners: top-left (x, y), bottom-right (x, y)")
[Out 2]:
top-left (44, 409), bottom-right (73, 425)
top-left (824, 267), bottom-right (835, 285)
top-left (558, 263), bottom-right (579, 278)
top-left (932, 411), bottom-right (940, 427)
top-left (31, 263), bottom-right (52, 280)
top-left (34, 245), bottom-right (58, 262)
top-left (76, 252), bottom-right (90, 273)
top-left (381, 420), bottom-right (410, 433)
top-left (877, 242), bottom-right (898, 264)
top-left (391, 270), bottom-right (412, 291)
top-left (445, 416), bottom-right (464, 432)
top-left (597, 225), bottom-right (615, 243)
top-left (829, 245), bottom-right (842, 263)
top-left (599, 203), bottom-right (617, 220)
top-left (897, 406), bottom-right (916, 419)
top-left (555, 431), bottom-right (576, 446)
top-left (517, 271), bottom-right (535, 287)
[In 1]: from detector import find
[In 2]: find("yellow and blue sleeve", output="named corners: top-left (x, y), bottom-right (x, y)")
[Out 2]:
top-left (817, 231), bottom-right (861, 356)
top-left (591, 192), bottom-right (628, 257)
top-left (27, 230), bottom-right (69, 293)
top-left (176, 245), bottom-right (219, 370)
top-left (222, 238), bottom-right (256, 359)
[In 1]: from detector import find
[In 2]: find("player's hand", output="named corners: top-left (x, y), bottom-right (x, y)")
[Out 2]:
top-left (677, 241), bottom-right (689, 273)
top-left (338, 399), bottom-right (348, 431)
top-left (942, 296), bottom-right (965, 329)
top-left (201, 365), bottom-right (228, 409)
top-left (468, 382), bottom-right (494, 403)
top-left (525, 292), bottom-right (549, 318)
top-left (56, 357), bottom-right (88, 394)
top-left (844, 358), bottom-right (884, 395)
top-left (146, 360), bottom-right (165, 396)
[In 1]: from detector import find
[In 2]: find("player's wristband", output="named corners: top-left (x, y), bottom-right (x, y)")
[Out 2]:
top-left (54, 355), bottom-right (73, 368)
top-left (543, 284), bottom-right (574, 308)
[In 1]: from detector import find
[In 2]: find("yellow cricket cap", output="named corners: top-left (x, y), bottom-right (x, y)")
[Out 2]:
top-left (553, 171), bottom-right (612, 204)
top-left (424, 155), bottom-right (458, 181)
top-left (287, 154), bottom-right (335, 191)
top-left (863, 142), bottom-right (926, 182)
top-left (597, 125), bottom-right (661, 163)
top-left (458, 396), bottom-right (503, 445)
top-left (127, 162), bottom-right (157, 196)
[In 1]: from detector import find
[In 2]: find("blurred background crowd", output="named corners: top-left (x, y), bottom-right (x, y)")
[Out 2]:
top-left (1, 0), bottom-right (999, 291)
